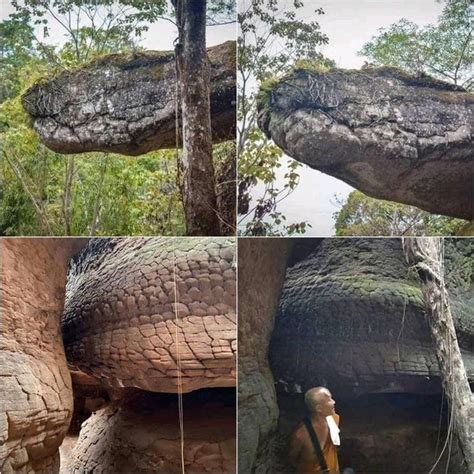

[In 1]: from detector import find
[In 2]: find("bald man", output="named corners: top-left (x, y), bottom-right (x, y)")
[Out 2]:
top-left (289, 387), bottom-right (340, 473)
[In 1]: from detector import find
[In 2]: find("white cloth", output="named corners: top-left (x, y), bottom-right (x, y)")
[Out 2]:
top-left (326, 415), bottom-right (340, 446)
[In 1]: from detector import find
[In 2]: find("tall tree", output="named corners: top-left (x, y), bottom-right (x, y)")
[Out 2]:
top-left (360, 0), bottom-right (473, 89)
top-left (403, 237), bottom-right (474, 472)
top-left (172, 0), bottom-right (220, 235)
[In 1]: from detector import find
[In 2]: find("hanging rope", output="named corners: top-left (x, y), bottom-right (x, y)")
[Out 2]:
top-left (173, 248), bottom-right (185, 474)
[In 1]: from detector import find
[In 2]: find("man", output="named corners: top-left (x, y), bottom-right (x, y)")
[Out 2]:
top-left (289, 387), bottom-right (340, 473)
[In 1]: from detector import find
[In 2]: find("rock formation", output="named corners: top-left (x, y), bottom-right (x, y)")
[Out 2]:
top-left (0, 238), bottom-right (86, 473)
top-left (22, 41), bottom-right (236, 155)
top-left (63, 238), bottom-right (236, 393)
top-left (71, 390), bottom-right (235, 473)
top-left (271, 238), bottom-right (474, 395)
top-left (62, 237), bottom-right (236, 472)
top-left (239, 238), bottom-right (474, 473)
top-left (0, 237), bottom-right (236, 473)
top-left (238, 238), bottom-right (291, 474)
top-left (257, 67), bottom-right (473, 220)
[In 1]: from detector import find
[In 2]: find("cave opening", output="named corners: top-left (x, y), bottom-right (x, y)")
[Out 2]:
top-left (272, 379), bottom-right (466, 473)
top-left (60, 378), bottom-right (236, 472)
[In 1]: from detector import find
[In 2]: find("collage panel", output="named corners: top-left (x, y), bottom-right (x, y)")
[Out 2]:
top-left (237, 0), bottom-right (472, 237)
top-left (1, 1), bottom-right (236, 237)
top-left (0, 237), bottom-right (236, 473)
top-left (1, 0), bottom-right (473, 473)
top-left (238, 237), bottom-right (473, 474)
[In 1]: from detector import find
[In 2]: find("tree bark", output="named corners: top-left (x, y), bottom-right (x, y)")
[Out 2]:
top-left (403, 237), bottom-right (474, 472)
top-left (173, 0), bottom-right (221, 236)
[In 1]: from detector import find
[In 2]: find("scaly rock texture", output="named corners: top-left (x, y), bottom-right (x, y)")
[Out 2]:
top-left (0, 238), bottom-right (86, 474)
top-left (270, 238), bottom-right (474, 397)
top-left (238, 238), bottom-right (291, 474)
top-left (22, 41), bottom-right (236, 155)
top-left (258, 67), bottom-right (473, 219)
top-left (62, 238), bottom-right (236, 393)
top-left (70, 391), bottom-right (235, 473)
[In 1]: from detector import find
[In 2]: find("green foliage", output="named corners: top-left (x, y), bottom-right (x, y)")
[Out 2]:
top-left (334, 191), bottom-right (468, 237)
top-left (360, 0), bottom-right (473, 89)
top-left (0, 1), bottom-right (191, 236)
top-left (238, 0), bottom-right (330, 236)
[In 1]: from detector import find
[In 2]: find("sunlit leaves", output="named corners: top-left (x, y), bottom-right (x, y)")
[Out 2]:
top-left (360, 0), bottom-right (473, 88)
top-left (238, 0), bottom-right (328, 235)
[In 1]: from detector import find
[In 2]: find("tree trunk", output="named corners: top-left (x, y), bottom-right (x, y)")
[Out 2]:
top-left (173, 0), bottom-right (221, 236)
top-left (402, 237), bottom-right (474, 472)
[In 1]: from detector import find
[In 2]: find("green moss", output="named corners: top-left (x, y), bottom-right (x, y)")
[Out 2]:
top-left (292, 58), bottom-right (332, 74)
top-left (256, 75), bottom-right (282, 106)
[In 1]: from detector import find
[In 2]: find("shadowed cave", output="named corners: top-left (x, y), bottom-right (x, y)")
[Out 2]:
top-left (238, 237), bottom-right (473, 474)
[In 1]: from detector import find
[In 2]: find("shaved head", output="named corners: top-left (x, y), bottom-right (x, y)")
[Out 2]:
top-left (305, 387), bottom-right (331, 414)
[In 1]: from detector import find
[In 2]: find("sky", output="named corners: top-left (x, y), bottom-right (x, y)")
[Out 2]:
top-left (0, 0), bottom-right (235, 49)
top-left (240, 0), bottom-right (445, 236)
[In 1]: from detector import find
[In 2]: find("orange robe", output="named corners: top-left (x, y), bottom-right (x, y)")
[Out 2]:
top-left (289, 414), bottom-right (340, 473)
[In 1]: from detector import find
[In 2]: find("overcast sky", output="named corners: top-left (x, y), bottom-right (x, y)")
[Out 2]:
top-left (0, 0), bottom-right (235, 48)
top-left (240, 0), bottom-right (444, 236)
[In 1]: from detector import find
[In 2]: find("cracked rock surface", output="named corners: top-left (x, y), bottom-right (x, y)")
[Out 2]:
top-left (62, 238), bottom-right (236, 393)
top-left (238, 238), bottom-right (291, 474)
top-left (22, 41), bottom-right (236, 155)
top-left (270, 238), bottom-right (474, 397)
top-left (0, 239), bottom-right (86, 474)
top-left (258, 67), bottom-right (473, 219)
top-left (70, 391), bottom-right (235, 473)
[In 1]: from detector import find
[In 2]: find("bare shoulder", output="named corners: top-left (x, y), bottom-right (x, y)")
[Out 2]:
top-left (291, 422), bottom-right (307, 442)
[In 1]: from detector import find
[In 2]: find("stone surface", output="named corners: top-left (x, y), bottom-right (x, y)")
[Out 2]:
top-left (70, 391), bottom-right (236, 473)
top-left (237, 238), bottom-right (291, 474)
top-left (23, 41), bottom-right (236, 155)
top-left (258, 67), bottom-right (473, 219)
top-left (270, 238), bottom-right (474, 397)
top-left (62, 238), bottom-right (236, 393)
top-left (0, 238), bottom-right (86, 474)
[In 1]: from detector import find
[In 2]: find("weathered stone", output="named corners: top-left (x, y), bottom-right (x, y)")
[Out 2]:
top-left (62, 238), bottom-right (236, 393)
top-left (23, 41), bottom-right (236, 155)
top-left (258, 67), bottom-right (473, 219)
top-left (271, 238), bottom-right (474, 396)
top-left (0, 238), bottom-right (86, 473)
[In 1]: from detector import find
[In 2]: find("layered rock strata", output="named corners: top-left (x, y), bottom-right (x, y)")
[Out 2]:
top-left (258, 67), bottom-right (473, 219)
top-left (23, 41), bottom-right (236, 155)
top-left (62, 238), bottom-right (237, 393)
top-left (270, 238), bottom-right (474, 397)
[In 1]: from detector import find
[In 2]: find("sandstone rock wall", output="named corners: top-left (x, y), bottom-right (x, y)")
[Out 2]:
top-left (62, 238), bottom-right (236, 393)
top-left (0, 239), bottom-right (86, 473)
top-left (70, 391), bottom-right (235, 473)
top-left (270, 238), bottom-right (474, 397)
top-left (238, 238), bottom-right (291, 474)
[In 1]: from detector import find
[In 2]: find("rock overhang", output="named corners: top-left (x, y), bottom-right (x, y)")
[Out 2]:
top-left (257, 66), bottom-right (473, 220)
